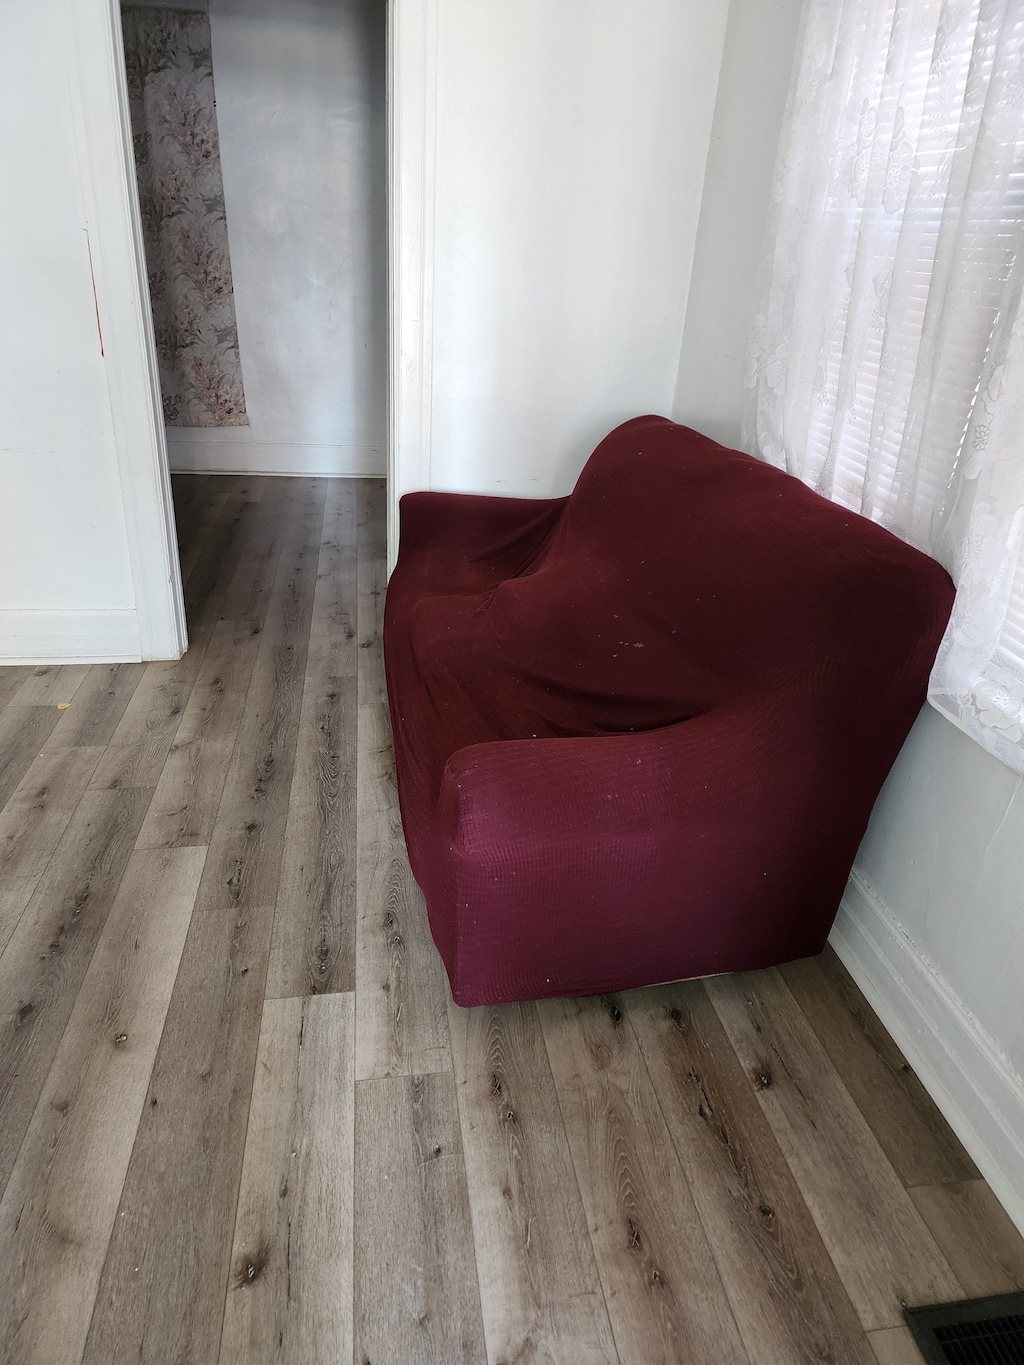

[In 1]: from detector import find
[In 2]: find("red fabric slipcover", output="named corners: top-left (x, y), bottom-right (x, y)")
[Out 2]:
top-left (383, 416), bottom-right (954, 1006)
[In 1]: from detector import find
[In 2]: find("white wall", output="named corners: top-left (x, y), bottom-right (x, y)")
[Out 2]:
top-left (832, 709), bottom-right (1024, 1232)
top-left (416, 0), bottom-right (731, 499)
top-left (0, 0), bottom-right (140, 661)
top-left (672, 0), bottom-right (803, 448)
top-left (168, 0), bottom-right (387, 477)
top-left (861, 713), bottom-right (1024, 1077)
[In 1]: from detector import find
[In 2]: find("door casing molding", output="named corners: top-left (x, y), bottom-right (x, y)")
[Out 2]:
top-left (62, 0), bottom-right (188, 660)
top-left (386, 0), bottom-right (438, 575)
top-left (75, 0), bottom-right (424, 642)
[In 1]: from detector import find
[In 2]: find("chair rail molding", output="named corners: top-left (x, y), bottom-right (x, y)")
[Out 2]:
top-left (59, 0), bottom-right (188, 660)
top-left (387, 0), bottom-right (438, 576)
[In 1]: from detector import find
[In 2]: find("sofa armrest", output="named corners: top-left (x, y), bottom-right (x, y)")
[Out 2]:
top-left (436, 702), bottom-right (838, 859)
top-left (430, 702), bottom-right (863, 1002)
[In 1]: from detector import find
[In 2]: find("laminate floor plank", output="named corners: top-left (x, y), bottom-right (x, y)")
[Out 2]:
top-left (449, 998), bottom-right (619, 1365)
top-left (82, 900), bottom-right (275, 1365)
top-left (80, 467), bottom-right (320, 1343)
top-left (219, 993), bottom-right (355, 1365)
top-left (87, 665), bottom-right (192, 793)
top-left (169, 468), bottom-right (205, 524)
top-left (781, 950), bottom-right (979, 1187)
top-left (264, 485), bottom-right (357, 999)
top-left (0, 746), bottom-right (105, 952)
top-left (191, 478), bottom-right (326, 916)
top-left (538, 994), bottom-right (750, 1365)
top-left (0, 787), bottom-right (153, 1193)
top-left (89, 497), bottom-right (278, 803)
top-left (178, 583), bottom-right (235, 684)
top-left (0, 846), bottom-right (205, 1365)
top-left (354, 1071), bottom-right (487, 1365)
top-left (627, 980), bottom-right (876, 1365)
top-left (136, 619), bottom-right (262, 850)
top-left (908, 1179), bottom-right (1024, 1297)
top-left (173, 475), bottom-right (235, 582)
top-left (0, 704), bottom-right (62, 812)
top-left (171, 467), bottom-right (224, 517)
top-left (7, 664), bottom-right (92, 708)
top-left (867, 1326), bottom-right (925, 1364)
top-left (0, 667), bottom-right (34, 710)
top-left (357, 478), bottom-right (387, 704)
top-left (217, 481), bottom-right (299, 630)
top-left (266, 672), bottom-right (357, 997)
top-left (0, 882), bottom-right (36, 957)
top-left (355, 702), bottom-right (451, 1079)
top-left (265, 482), bottom-right (358, 998)
top-left (182, 496), bottom-right (266, 633)
top-left (39, 662), bottom-right (147, 755)
top-left (216, 475), bottom-right (270, 504)
top-left (307, 476), bottom-right (358, 678)
top-left (706, 970), bottom-right (963, 1330)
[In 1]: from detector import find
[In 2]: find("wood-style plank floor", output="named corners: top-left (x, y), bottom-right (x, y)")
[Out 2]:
top-left (0, 473), bottom-right (1022, 1364)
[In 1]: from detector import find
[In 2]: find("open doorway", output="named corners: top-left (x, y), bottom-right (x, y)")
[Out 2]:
top-left (118, 0), bottom-right (387, 645)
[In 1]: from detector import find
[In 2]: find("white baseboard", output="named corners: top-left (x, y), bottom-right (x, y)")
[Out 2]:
top-left (0, 609), bottom-right (143, 664)
top-left (830, 871), bottom-right (1024, 1235)
top-left (165, 428), bottom-right (384, 477)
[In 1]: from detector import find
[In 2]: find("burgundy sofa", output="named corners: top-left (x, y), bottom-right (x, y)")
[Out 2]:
top-left (383, 416), bottom-right (954, 1007)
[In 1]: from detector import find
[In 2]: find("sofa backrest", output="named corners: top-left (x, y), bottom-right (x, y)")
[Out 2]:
top-left (513, 415), bottom-right (955, 728)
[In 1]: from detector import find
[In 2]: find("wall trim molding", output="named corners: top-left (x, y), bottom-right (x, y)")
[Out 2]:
top-left (387, 0), bottom-right (438, 573)
top-left (165, 429), bottom-right (384, 477)
top-left (0, 610), bottom-right (142, 665)
top-left (830, 870), bottom-right (1024, 1236)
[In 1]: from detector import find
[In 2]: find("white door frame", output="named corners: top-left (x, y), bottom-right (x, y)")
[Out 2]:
top-left (386, 0), bottom-right (438, 574)
top-left (74, 0), bottom-right (433, 623)
top-left (62, 0), bottom-right (187, 660)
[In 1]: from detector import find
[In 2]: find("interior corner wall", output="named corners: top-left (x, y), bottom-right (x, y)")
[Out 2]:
top-left (422, 0), bottom-right (732, 500)
top-left (671, 0), bottom-right (803, 450)
top-left (0, 0), bottom-right (141, 663)
top-left (830, 709), bottom-right (1024, 1234)
top-left (167, 0), bottom-right (387, 477)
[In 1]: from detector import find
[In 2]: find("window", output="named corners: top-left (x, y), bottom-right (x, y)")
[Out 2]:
top-left (746, 0), bottom-right (1024, 773)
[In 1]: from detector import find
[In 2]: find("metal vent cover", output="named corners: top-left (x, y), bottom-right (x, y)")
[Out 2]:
top-left (905, 1291), bottom-right (1024, 1364)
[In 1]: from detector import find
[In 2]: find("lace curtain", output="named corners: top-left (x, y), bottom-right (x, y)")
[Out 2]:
top-left (744, 0), bottom-right (1024, 775)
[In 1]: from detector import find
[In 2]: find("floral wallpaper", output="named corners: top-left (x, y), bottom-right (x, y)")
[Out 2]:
top-left (122, 6), bottom-right (247, 427)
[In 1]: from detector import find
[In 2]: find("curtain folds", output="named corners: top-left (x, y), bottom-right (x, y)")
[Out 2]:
top-left (744, 0), bottom-right (1024, 775)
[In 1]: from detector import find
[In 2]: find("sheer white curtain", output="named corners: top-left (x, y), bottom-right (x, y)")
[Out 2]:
top-left (744, 0), bottom-right (1024, 775)
top-left (930, 263), bottom-right (1024, 768)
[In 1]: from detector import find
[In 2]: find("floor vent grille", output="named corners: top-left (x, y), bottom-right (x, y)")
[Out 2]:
top-left (905, 1291), bottom-right (1024, 1364)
